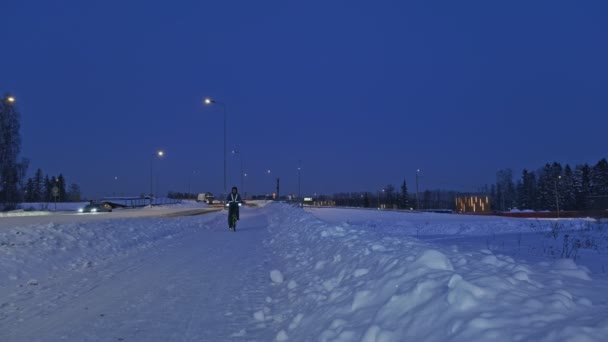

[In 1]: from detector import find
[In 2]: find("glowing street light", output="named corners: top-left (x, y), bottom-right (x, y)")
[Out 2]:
top-left (3, 95), bottom-right (16, 105)
top-left (150, 150), bottom-right (165, 199)
top-left (203, 97), bottom-right (227, 195)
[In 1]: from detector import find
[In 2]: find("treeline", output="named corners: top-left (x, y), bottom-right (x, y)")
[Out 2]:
top-left (328, 158), bottom-right (608, 212)
top-left (486, 159), bottom-right (608, 212)
top-left (331, 187), bottom-right (459, 210)
top-left (22, 168), bottom-right (82, 202)
top-left (331, 182), bottom-right (411, 208)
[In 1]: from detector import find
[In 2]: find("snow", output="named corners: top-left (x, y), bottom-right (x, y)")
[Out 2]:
top-left (1, 204), bottom-right (607, 341)
top-left (270, 270), bottom-right (285, 284)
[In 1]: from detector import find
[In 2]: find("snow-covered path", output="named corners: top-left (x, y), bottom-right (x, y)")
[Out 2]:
top-left (1, 208), bottom-right (273, 341)
top-left (2, 205), bottom-right (608, 341)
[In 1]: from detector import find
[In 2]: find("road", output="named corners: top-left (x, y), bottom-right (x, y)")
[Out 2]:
top-left (0, 207), bottom-right (221, 230)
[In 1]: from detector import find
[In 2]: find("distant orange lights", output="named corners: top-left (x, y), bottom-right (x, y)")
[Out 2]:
top-left (456, 195), bottom-right (491, 213)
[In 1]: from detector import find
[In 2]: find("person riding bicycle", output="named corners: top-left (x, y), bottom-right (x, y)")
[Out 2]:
top-left (226, 186), bottom-right (243, 228)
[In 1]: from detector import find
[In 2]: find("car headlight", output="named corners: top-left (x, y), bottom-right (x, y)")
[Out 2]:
top-left (91, 208), bottom-right (97, 212)
top-left (78, 208), bottom-right (83, 213)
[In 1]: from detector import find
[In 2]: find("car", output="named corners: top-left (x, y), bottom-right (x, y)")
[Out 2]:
top-left (78, 202), bottom-right (113, 213)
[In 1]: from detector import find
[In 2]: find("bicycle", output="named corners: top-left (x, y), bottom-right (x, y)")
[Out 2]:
top-left (227, 202), bottom-right (241, 232)
top-left (228, 210), bottom-right (238, 231)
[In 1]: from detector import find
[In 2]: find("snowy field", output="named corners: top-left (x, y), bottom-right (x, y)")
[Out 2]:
top-left (1, 204), bottom-right (607, 341)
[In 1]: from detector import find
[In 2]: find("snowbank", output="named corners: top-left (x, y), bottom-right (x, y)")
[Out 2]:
top-left (261, 206), bottom-right (608, 341)
top-left (0, 213), bottom-right (223, 297)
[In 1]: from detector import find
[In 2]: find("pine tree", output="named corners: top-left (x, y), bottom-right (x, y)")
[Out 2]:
top-left (496, 169), bottom-right (517, 211)
top-left (519, 169), bottom-right (538, 210)
top-left (507, 177), bottom-right (516, 210)
top-left (516, 179), bottom-right (524, 209)
top-left (528, 172), bottom-right (538, 210)
top-left (33, 169), bottom-right (44, 202)
top-left (550, 162), bottom-right (564, 211)
top-left (44, 175), bottom-right (53, 202)
top-left (57, 174), bottom-right (67, 201)
top-left (400, 179), bottom-right (409, 209)
top-left (536, 164), bottom-right (554, 210)
top-left (0, 94), bottom-right (28, 209)
top-left (588, 159), bottom-right (608, 210)
top-left (24, 178), bottom-right (35, 202)
top-left (363, 192), bottom-right (370, 208)
top-left (591, 159), bottom-right (608, 196)
top-left (562, 165), bottom-right (576, 210)
top-left (574, 164), bottom-right (592, 210)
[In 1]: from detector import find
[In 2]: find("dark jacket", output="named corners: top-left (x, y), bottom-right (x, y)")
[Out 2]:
top-left (226, 193), bottom-right (242, 205)
top-left (226, 192), bottom-right (242, 222)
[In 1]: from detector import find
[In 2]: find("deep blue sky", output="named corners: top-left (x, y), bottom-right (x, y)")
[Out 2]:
top-left (4, 0), bottom-right (608, 198)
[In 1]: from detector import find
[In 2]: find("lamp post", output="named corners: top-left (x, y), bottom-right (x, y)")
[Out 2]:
top-left (204, 98), bottom-right (227, 196)
top-left (267, 169), bottom-right (272, 199)
top-left (243, 172), bottom-right (248, 199)
top-left (298, 160), bottom-right (302, 199)
top-left (232, 150), bottom-right (244, 194)
top-left (416, 169), bottom-right (421, 210)
top-left (150, 150), bottom-right (164, 199)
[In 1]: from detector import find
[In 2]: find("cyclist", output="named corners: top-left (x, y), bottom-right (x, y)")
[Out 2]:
top-left (225, 186), bottom-right (243, 230)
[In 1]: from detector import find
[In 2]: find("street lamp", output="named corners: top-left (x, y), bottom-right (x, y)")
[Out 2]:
top-left (232, 149), bottom-right (244, 195)
top-left (204, 97), bottom-right (227, 196)
top-left (267, 169), bottom-right (272, 199)
top-left (5, 96), bottom-right (15, 103)
top-left (416, 169), bottom-right (421, 210)
top-left (298, 160), bottom-right (302, 199)
top-left (243, 172), bottom-right (248, 199)
top-left (150, 150), bottom-right (164, 200)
